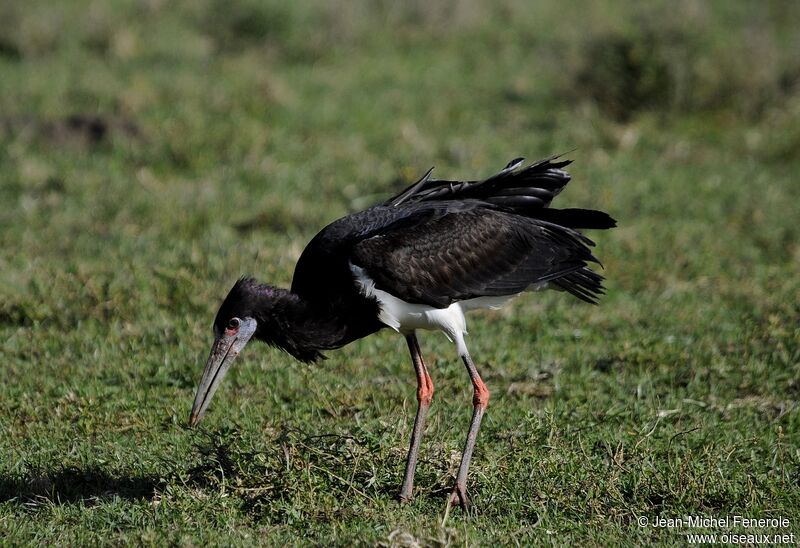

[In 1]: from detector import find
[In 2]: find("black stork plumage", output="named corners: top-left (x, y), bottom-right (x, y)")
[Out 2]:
top-left (189, 155), bottom-right (616, 508)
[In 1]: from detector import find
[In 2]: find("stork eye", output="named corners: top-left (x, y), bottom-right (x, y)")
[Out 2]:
top-left (227, 318), bottom-right (241, 329)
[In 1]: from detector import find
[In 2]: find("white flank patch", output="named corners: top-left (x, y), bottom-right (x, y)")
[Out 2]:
top-left (351, 263), bottom-right (537, 356)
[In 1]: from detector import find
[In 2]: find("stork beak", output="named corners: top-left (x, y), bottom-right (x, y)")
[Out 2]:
top-left (189, 317), bottom-right (257, 427)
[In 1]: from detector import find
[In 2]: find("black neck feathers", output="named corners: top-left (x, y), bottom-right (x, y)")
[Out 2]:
top-left (215, 278), bottom-right (355, 363)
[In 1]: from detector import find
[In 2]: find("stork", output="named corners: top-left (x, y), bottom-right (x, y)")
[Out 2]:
top-left (189, 156), bottom-right (615, 508)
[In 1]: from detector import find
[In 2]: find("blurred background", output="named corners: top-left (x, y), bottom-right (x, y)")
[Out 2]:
top-left (1, 0), bottom-right (799, 322)
top-left (1, 0), bottom-right (798, 544)
top-left (2, 0), bottom-right (799, 286)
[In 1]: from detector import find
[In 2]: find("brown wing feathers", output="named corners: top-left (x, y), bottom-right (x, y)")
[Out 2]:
top-left (351, 208), bottom-right (604, 307)
top-left (294, 155), bottom-right (613, 308)
top-left (351, 155), bottom-right (615, 307)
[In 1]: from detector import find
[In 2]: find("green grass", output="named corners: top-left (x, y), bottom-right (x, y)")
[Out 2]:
top-left (1, 0), bottom-right (799, 545)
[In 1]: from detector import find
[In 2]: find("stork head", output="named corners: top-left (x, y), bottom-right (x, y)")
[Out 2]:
top-left (189, 278), bottom-right (262, 427)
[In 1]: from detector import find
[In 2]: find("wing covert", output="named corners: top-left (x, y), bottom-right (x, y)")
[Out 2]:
top-left (350, 207), bottom-right (600, 308)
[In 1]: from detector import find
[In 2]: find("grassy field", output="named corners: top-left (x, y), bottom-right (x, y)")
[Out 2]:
top-left (1, 0), bottom-right (799, 545)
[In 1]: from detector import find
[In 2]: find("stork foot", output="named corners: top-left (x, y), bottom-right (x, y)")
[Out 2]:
top-left (397, 492), bottom-right (413, 505)
top-left (448, 484), bottom-right (471, 509)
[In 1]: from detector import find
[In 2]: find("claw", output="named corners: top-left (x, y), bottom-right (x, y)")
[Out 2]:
top-left (397, 493), bottom-right (413, 505)
top-left (448, 484), bottom-right (471, 509)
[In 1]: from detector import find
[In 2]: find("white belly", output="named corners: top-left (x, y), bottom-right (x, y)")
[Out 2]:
top-left (350, 263), bottom-right (544, 355)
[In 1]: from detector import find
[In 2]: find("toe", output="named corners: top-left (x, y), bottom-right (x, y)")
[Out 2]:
top-left (397, 493), bottom-right (413, 505)
top-left (448, 486), bottom-right (471, 509)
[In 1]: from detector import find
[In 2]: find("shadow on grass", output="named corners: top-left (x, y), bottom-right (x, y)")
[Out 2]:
top-left (0, 467), bottom-right (164, 506)
top-left (0, 430), bottom-right (255, 509)
top-left (0, 427), bottom-right (406, 514)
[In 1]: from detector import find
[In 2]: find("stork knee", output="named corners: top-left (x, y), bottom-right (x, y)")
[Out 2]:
top-left (472, 380), bottom-right (490, 408)
top-left (417, 376), bottom-right (434, 406)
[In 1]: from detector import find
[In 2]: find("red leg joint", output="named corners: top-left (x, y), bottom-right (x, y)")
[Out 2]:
top-left (472, 379), bottom-right (490, 408)
top-left (417, 372), bottom-right (434, 405)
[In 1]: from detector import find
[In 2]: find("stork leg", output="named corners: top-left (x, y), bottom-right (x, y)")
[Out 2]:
top-left (449, 349), bottom-right (490, 509)
top-left (398, 332), bottom-right (434, 503)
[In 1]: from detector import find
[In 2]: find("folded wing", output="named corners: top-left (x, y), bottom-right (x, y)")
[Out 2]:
top-left (350, 206), bottom-right (605, 307)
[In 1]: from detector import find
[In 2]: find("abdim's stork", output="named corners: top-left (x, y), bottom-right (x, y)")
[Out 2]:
top-left (189, 156), bottom-right (615, 507)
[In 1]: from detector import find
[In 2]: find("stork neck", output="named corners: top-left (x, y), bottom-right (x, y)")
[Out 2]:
top-left (252, 287), bottom-right (346, 363)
